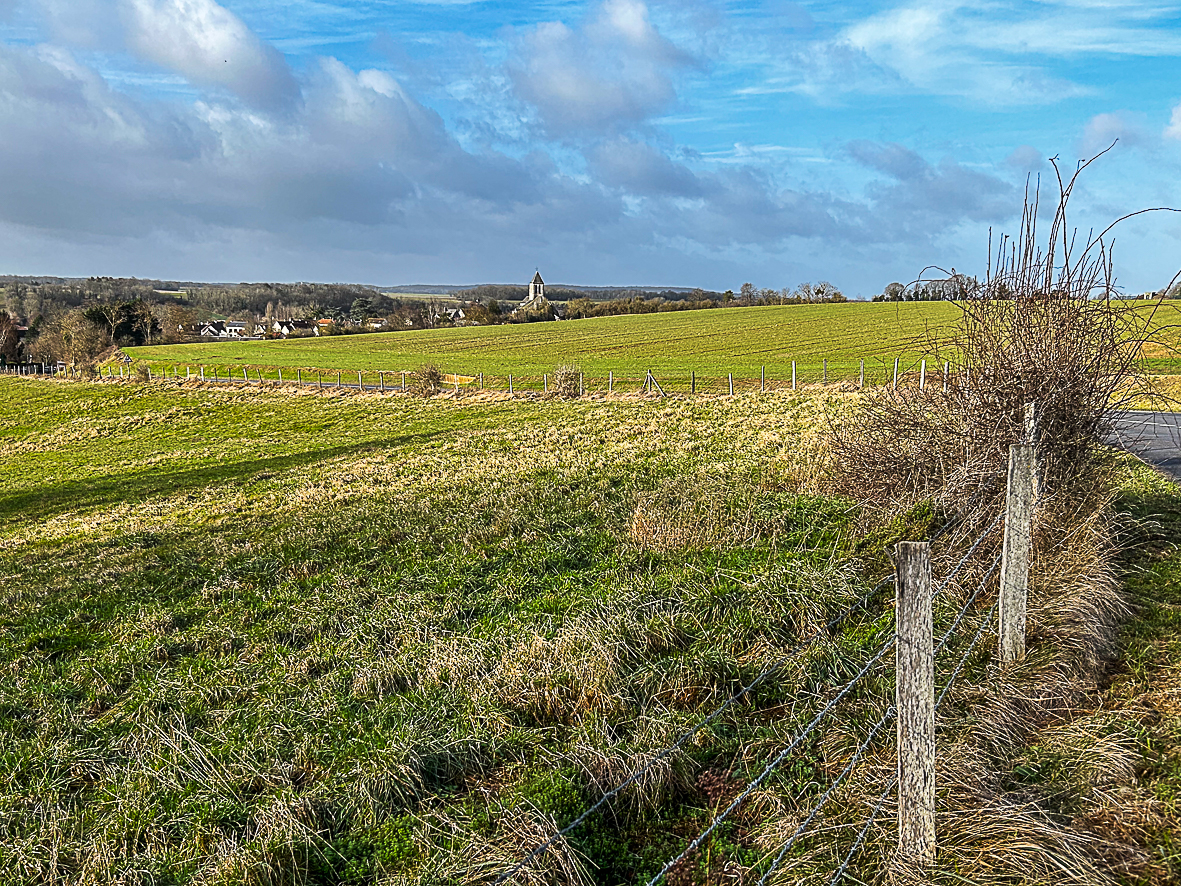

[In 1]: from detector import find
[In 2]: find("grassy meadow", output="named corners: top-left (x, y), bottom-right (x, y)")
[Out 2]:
top-left (3, 374), bottom-right (1179, 884)
top-left (0, 375), bottom-right (996, 885)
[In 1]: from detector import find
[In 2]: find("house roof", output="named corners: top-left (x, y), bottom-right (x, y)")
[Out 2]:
top-left (531, 270), bottom-right (544, 285)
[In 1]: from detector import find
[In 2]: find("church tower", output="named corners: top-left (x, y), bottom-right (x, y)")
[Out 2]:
top-left (529, 270), bottom-right (545, 301)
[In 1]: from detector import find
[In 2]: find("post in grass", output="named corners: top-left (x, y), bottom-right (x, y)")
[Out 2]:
top-left (943, 362), bottom-right (949, 393)
top-left (358, 370), bottom-right (363, 390)
top-left (544, 374), bottom-right (548, 394)
top-left (920, 359), bottom-right (926, 391)
top-left (792, 360), bottom-right (797, 390)
top-left (728, 373), bottom-right (734, 396)
top-left (999, 442), bottom-right (1037, 664)
top-left (823, 358), bottom-right (828, 384)
top-left (509, 374), bottom-right (514, 395)
top-left (761, 365), bottom-right (765, 393)
top-left (896, 540), bottom-right (936, 868)
top-left (608, 370), bottom-right (613, 394)
top-left (690, 370), bottom-right (695, 394)
top-left (893, 357), bottom-right (900, 390)
top-left (859, 358), bottom-right (865, 389)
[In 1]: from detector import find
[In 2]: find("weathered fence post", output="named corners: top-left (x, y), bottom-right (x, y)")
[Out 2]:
top-left (454, 373), bottom-right (459, 395)
top-left (379, 371), bottom-right (384, 392)
top-left (243, 367), bottom-right (248, 383)
top-left (608, 370), bottom-right (613, 393)
top-left (728, 373), bottom-right (734, 396)
top-left (896, 540), bottom-right (936, 868)
top-left (943, 362), bottom-right (949, 393)
top-left (318, 373), bottom-right (323, 390)
top-left (859, 358), bottom-right (865, 389)
top-left (337, 371), bottom-right (342, 389)
top-left (579, 372), bottom-right (584, 397)
top-left (823, 358), bottom-right (827, 384)
top-left (509, 375), bottom-right (514, 395)
top-left (761, 365), bottom-right (765, 393)
top-left (791, 361), bottom-right (797, 390)
top-left (920, 359), bottom-right (926, 391)
top-left (200, 366), bottom-right (205, 382)
top-left (999, 443), bottom-right (1037, 664)
top-left (479, 373), bottom-right (483, 391)
top-left (893, 357), bottom-right (900, 390)
top-left (402, 371), bottom-right (407, 391)
top-left (358, 370), bottom-right (363, 390)
top-left (544, 374), bottom-right (548, 394)
top-left (691, 370), bottom-right (695, 394)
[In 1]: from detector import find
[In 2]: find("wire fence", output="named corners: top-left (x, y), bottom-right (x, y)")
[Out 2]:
top-left (5, 357), bottom-right (975, 397)
top-left (496, 508), bottom-right (1008, 886)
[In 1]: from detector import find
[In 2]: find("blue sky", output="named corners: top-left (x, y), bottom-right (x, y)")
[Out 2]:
top-left (0, 0), bottom-right (1179, 296)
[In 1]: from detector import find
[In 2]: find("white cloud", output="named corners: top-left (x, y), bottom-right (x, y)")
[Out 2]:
top-left (1166, 102), bottom-right (1181, 140)
top-left (1078, 111), bottom-right (1146, 156)
top-left (121, 0), bottom-right (299, 110)
top-left (509, 0), bottom-right (697, 136)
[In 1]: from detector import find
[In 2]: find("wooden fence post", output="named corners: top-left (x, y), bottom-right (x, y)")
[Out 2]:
top-left (999, 443), bottom-right (1037, 664)
top-left (893, 357), bottom-right (900, 390)
top-left (608, 370), bottom-right (613, 393)
top-left (544, 374), bottom-right (548, 394)
top-left (200, 366), bottom-right (205, 382)
top-left (691, 370), bottom-right (695, 394)
top-left (920, 359), bottom-right (926, 391)
top-left (580, 372), bottom-right (584, 397)
top-left (761, 365), bottom-right (765, 392)
top-left (896, 541), bottom-right (936, 868)
top-left (379, 371), bottom-right (384, 392)
top-left (509, 375), bottom-right (514, 395)
top-left (943, 362), bottom-right (949, 393)
top-left (319, 373), bottom-right (323, 390)
top-left (402, 371), bottom-right (407, 391)
top-left (358, 370), bottom-right (363, 390)
top-left (859, 358), bottom-right (865, 389)
top-left (243, 367), bottom-right (248, 382)
top-left (791, 361), bottom-right (797, 390)
top-left (479, 373), bottom-right (483, 391)
top-left (823, 358), bottom-right (827, 384)
top-left (337, 371), bottom-right (342, 388)
top-left (728, 373), bottom-right (734, 396)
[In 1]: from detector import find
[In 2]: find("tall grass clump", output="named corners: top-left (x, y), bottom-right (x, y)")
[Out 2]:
top-left (412, 363), bottom-right (443, 397)
top-left (551, 365), bottom-right (582, 399)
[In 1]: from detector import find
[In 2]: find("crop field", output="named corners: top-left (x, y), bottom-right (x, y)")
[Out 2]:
top-left (125, 303), bottom-right (965, 387)
top-left (124, 300), bottom-right (1181, 393)
top-left (3, 375), bottom-right (1179, 884)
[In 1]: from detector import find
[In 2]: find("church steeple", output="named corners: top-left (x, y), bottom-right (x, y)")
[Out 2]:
top-left (529, 269), bottom-right (545, 301)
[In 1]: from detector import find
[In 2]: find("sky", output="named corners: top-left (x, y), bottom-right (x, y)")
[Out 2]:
top-left (0, 0), bottom-right (1180, 296)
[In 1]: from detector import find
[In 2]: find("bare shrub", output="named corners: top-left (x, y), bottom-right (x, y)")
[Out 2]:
top-left (412, 363), bottom-right (443, 397)
top-left (551, 365), bottom-right (582, 398)
top-left (133, 363), bottom-right (152, 382)
top-left (832, 152), bottom-right (1176, 519)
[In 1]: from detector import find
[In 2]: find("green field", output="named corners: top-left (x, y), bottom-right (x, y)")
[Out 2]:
top-left (126, 302), bottom-right (965, 387)
top-left (3, 375), bottom-right (1178, 884)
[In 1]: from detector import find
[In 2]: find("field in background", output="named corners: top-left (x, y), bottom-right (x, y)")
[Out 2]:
top-left (125, 300), bottom-right (1181, 388)
top-left (126, 302), bottom-right (962, 382)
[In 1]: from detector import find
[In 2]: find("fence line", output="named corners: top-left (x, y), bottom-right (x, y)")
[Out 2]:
top-left (3, 357), bottom-right (981, 397)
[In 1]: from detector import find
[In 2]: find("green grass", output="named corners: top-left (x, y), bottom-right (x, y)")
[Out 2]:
top-left (125, 302), bottom-right (964, 387)
top-left (5, 375), bottom-right (1179, 884)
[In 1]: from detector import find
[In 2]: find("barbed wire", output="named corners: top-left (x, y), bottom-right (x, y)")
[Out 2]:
top-left (825, 597), bottom-right (1001, 885)
top-left (755, 704), bottom-right (897, 886)
top-left (495, 513), bottom-right (1002, 886)
top-left (755, 551), bottom-right (1001, 885)
top-left (487, 570), bottom-right (897, 886)
top-left (644, 637), bottom-right (897, 886)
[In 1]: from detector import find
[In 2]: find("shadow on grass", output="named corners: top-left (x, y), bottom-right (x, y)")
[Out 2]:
top-left (0, 431), bottom-right (442, 524)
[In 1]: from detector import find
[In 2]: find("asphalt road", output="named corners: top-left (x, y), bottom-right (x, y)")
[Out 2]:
top-left (1112, 411), bottom-right (1181, 482)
